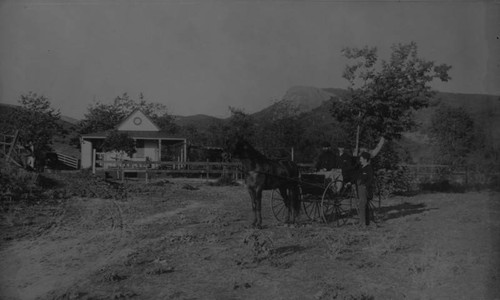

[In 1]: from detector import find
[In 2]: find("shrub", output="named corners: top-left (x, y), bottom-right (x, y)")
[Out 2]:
top-left (0, 161), bottom-right (42, 202)
top-left (375, 167), bottom-right (412, 198)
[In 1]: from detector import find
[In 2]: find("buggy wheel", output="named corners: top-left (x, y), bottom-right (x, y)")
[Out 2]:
top-left (302, 192), bottom-right (323, 222)
top-left (321, 180), bottom-right (353, 225)
top-left (270, 189), bottom-right (288, 223)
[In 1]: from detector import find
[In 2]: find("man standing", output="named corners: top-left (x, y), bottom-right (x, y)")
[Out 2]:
top-left (357, 151), bottom-right (374, 228)
top-left (338, 144), bottom-right (356, 185)
top-left (314, 142), bottom-right (337, 172)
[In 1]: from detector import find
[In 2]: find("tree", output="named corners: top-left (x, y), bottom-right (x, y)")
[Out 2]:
top-left (204, 120), bottom-right (227, 148)
top-left (332, 42), bottom-right (452, 151)
top-left (227, 106), bottom-right (256, 140)
top-left (6, 92), bottom-right (61, 167)
top-left (255, 100), bottom-right (304, 159)
top-left (101, 130), bottom-right (136, 161)
top-left (429, 105), bottom-right (477, 165)
top-left (79, 93), bottom-right (178, 134)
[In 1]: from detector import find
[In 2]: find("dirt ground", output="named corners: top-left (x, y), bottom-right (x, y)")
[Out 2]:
top-left (0, 179), bottom-right (499, 300)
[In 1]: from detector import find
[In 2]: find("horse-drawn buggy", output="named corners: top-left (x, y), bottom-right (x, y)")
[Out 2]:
top-left (226, 137), bottom-right (382, 228)
top-left (270, 169), bottom-right (381, 226)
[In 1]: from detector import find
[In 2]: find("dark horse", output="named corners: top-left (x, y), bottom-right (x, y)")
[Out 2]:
top-left (226, 137), bottom-right (301, 228)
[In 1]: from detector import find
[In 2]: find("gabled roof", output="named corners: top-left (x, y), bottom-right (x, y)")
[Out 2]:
top-left (116, 109), bottom-right (160, 132)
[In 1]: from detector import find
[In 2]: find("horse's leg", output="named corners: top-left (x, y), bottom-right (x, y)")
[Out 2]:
top-left (248, 187), bottom-right (258, 227)
top-left (255, 187), bottom-right (263, 229)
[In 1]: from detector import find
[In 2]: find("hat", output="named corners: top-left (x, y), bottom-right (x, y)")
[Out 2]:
top-left (360, 151), bottom-right (371, 161)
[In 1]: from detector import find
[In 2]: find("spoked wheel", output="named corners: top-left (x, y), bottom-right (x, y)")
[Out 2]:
top-left (302, 192), bottom-right (323, 222)
top-left (270, 189), bottom-right (289, 223)
top-left (321, 180), bottom-right (355, 225)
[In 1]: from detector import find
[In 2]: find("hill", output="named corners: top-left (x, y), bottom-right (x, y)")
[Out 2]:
top-left (174, 114), bottom-right (223, 131)
top-left (251, 86), bottom-right (341, 122)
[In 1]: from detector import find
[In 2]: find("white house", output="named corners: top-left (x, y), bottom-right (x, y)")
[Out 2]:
top-left (80, 109), bottom-right (187, 169)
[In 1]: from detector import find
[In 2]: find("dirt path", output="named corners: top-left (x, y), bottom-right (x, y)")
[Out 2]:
top-left (0, 183), bottom-right (499, 300)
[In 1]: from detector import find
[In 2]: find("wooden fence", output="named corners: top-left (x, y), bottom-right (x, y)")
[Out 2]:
top-left (55, 151), bottom-right (80, 169)
top-left (94, 160), bottom-right (244, 182)
top-left (400, 163), bottom-right (499, 186)
top-left (92, 158), bottom-right (499, 187)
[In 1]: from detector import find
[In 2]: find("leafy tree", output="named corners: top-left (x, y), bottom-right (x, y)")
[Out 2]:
top-left (78, 101), bottom-right (123, 134)
top-left (198, 106), bottom-right (256, 149)
top-left (227, 106), bottom-right (255, 140)
top-left (101, 130), bottom-right (136, 160)
top-left (429, 105), bottom-right (477, 165)
top-left (194, 107), bottom-right (256, 150)
top-left (79, 93), bottom-right (178, 134)
top-left (332, 42), bottom-right (452, 150)
top-left (256, 100), bottom-right (304, 159)
top-left (6, 92), bottom-right (61, 164)
top-left (180, 125), bottom-right (206, 146)
top-left (204, 120), bottom-right (227, 148)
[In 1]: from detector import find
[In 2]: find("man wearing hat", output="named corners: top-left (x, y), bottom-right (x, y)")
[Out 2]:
top-left (314, 141), bottom-right (337, 172)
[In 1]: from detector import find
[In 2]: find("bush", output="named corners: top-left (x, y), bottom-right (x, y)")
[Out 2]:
top-left (375, 167), bottom-right (412, 198)
top-left (418, 180), bottom-right (466, 193)
top-left (0, 161), bottom-right (42, 202)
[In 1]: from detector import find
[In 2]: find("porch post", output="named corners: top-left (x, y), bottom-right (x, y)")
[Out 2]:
top-left (158, 139), bottom-right (162, 167)
top-left (92, 148), bottom-right (96, 174)
top-left (183, 139), bottom-right (187, 162)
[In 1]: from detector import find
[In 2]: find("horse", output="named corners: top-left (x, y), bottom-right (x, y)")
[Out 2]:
top-left (226, 137), bottom-right (301, 229)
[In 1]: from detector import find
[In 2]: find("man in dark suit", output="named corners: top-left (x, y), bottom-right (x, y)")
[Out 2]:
top-left (357, 151), bottom-right (374, 228)
top-left (314, 142), bottom-right (337, 172)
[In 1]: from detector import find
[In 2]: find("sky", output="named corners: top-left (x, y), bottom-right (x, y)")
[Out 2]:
top-left (0, 0), bottom-right (499, 120)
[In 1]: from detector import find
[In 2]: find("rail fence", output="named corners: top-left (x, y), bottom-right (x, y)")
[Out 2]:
top-left (55, 151), bottom-right (80, 169)
top-left (94, 160), bottom-right (244, 182)
top-left (92, 159), bottom-right (499, 189)
top-left (400, 163), bottom-right (500, 186)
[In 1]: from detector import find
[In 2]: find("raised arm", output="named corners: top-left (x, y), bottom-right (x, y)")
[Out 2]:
top-left (369, 137), bottom-right (385, 158)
